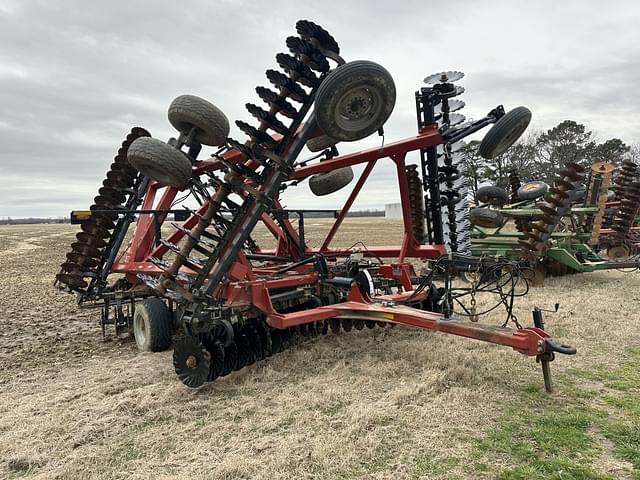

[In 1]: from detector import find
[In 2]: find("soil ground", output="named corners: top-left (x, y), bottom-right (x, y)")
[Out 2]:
top-left (0, 220), bottom-right (639, 479)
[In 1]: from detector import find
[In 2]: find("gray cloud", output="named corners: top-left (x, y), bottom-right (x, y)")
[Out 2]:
top-left (0, 0), bottom-right (638, 217)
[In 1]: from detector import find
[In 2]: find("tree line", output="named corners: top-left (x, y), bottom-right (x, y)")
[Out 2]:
top-left (462, 120), bottom-right (639, 198)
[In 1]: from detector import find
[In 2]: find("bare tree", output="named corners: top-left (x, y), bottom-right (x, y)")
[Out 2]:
top-left (629, 143), bottom-right (640, 164)
top-left (482, 133), bottom-right (538, 188)
top-left (460, 140), bottom-right (485, 198)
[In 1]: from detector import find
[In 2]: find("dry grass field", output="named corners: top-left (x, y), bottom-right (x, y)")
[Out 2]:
top-left (1, 220), bottom-right (639, 479)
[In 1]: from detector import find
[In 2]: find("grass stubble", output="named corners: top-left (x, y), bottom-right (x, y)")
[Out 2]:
top-left (0, 220), bottom-right (638, 479)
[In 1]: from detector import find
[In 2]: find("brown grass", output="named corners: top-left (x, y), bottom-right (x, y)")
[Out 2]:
top-left (0, 221), bottom-right (639, 479)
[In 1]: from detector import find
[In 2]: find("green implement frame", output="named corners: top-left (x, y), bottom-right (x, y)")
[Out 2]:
top-left (471, 205), bottom-right (638, 273)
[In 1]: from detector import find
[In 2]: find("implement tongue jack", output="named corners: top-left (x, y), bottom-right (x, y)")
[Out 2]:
top-left (532, 305), bottom-right (576, 393)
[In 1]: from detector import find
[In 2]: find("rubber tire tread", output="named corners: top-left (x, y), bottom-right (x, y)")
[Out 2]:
top-left (478, 106), bottom-right (532, 159)
top-left (306, 134), bottom-right (339, 152)
top-left (469, 208), bottom-right (505, 228)
top-left (133, 298), bottom-right (173, 352)
top-left (314, 60), bottom-right (396, 141)
top-left (168, 94), bottom-right (230, 146)
top-left (309, 167), bottom-right (354, 196)
top-left (476, 185), bottom-right (509, 206)
top-left (127, 137), bottom-right (192, 188)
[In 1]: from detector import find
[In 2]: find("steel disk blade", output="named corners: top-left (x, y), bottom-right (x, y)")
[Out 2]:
top-left (424, 70), bottom-right (465, 84)
top-left (71, 241), bottom-right (102, 258)
top-left (67, 252), bottom-right (100, 268)
top-left (76, 232), bottom-right (107, 248)
top-left (56, 273), bottom-right (88, 288)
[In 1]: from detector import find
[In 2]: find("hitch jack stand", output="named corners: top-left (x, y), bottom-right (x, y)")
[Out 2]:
top-left (533, 307), bottom-right (577, 392)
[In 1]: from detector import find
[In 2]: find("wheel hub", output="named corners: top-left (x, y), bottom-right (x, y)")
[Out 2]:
top-left (186, 355), bottom-right (198, 369)
top-left (341, 88), bottom-right (374, 120)
top-left (336, 86), bottom-right (379, 132)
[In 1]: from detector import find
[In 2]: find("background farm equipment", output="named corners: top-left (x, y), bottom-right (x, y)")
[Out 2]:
top-left (55, 20), bottom-right (575, 391)
top-left (469, 160), bottom-right (640, 283)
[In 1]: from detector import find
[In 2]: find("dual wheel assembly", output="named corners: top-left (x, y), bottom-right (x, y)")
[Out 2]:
top-left (128, 95), bottom-right (230, 188)
top-left (470, 181), bottom-right (548, 229)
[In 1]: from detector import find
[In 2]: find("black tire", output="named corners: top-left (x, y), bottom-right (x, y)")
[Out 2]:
top-left (168, 94), bottom-right (229, 146)
top-left (127, 137), bottom-right (192, 188)
top-left (306, 134), bottom-right (339, 152)
top-left (133, 298), bottom-right (173, 352)
top-left (476, 185), bottom-right (509, 206)
top-left (314, 60), bottom-right (396, 142)
top-left (479, 106), bottom-right (532, 159)
top-left (517, 181), bottom-right (549, 201)
top-left (309, 167), bottom-right (354, 196)
top-left (573, 188), bottom-right (586, 203)
top-left (469, 208), bottom-right (505, 228)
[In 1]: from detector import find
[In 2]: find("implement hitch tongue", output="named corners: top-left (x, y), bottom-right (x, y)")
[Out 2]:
top-left (532, 306), bottom-right (576, 393)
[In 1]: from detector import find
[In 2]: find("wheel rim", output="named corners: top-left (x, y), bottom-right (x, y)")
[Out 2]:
top-left (607, 245), bottom-right (630, 260)
top-left (334, 86), bottom-right (382, 133)
top-left (133, 314), bottom-right (147, 346)
top-left (461, 271), bottom-right (480, 284)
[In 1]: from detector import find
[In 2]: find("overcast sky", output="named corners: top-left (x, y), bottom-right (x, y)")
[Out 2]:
top-left (1, 0), bottom-right (638, 217)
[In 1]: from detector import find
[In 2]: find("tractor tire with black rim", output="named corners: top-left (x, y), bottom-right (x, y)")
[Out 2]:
top-left (476, 185), bottom-right (509, 206)
top-left (309, 167), bottom-right (354, 196)
top-left (517, 181), bottom-right (549, 201)
top-left (306, 134), bottom-right (339, 152)
top-left (479, 106), bottom-right (532, 159)
top-left (314, 60), bottom-right (396, 142)
top-left (469, 208), bottom-right (505, 228)
top-left (133, 298), bottom-right (173, 352)
top-left (168, 94), bottom-right (230, 146)
top-left (127, 137), bottom-right (193, 188)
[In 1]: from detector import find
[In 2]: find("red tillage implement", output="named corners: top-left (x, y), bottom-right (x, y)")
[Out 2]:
top-left (56, 20), bottom-right (574, 391)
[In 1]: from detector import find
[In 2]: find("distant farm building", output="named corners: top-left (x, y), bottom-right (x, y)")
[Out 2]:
top-left (385, 203), bottom-right (402, 219)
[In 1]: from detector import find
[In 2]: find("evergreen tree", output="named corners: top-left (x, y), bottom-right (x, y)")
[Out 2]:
top-left (534, 121), bottom-right (595, 182)
top-left (592, 138), bottom-right (630, 166)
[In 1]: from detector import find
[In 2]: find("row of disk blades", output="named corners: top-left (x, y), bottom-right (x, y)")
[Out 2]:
top-left (138, 20), bottom-right (343, 308)
top-left (427, 72), bottom-right (471, 255)
top-left (174, 304), bottom-right (397, 388)
top-left (517, 162), bottom-right (585, 259)
top-left (610, 160), bottom-right (640, 246)
top-left (56, 128), bottom-right (150, 291)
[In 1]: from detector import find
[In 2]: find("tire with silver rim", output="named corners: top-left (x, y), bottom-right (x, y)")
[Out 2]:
top-left (314, 60), bottom-right (396, 142)
top-left (133, 298), bottom-right (173, 352)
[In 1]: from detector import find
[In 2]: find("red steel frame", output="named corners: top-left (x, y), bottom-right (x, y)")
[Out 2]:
top-left (109, 125), bottom-right (564, 358)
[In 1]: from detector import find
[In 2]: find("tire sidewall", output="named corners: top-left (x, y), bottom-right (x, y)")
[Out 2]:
top-left (315, 61), bottom-right (396, 142)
